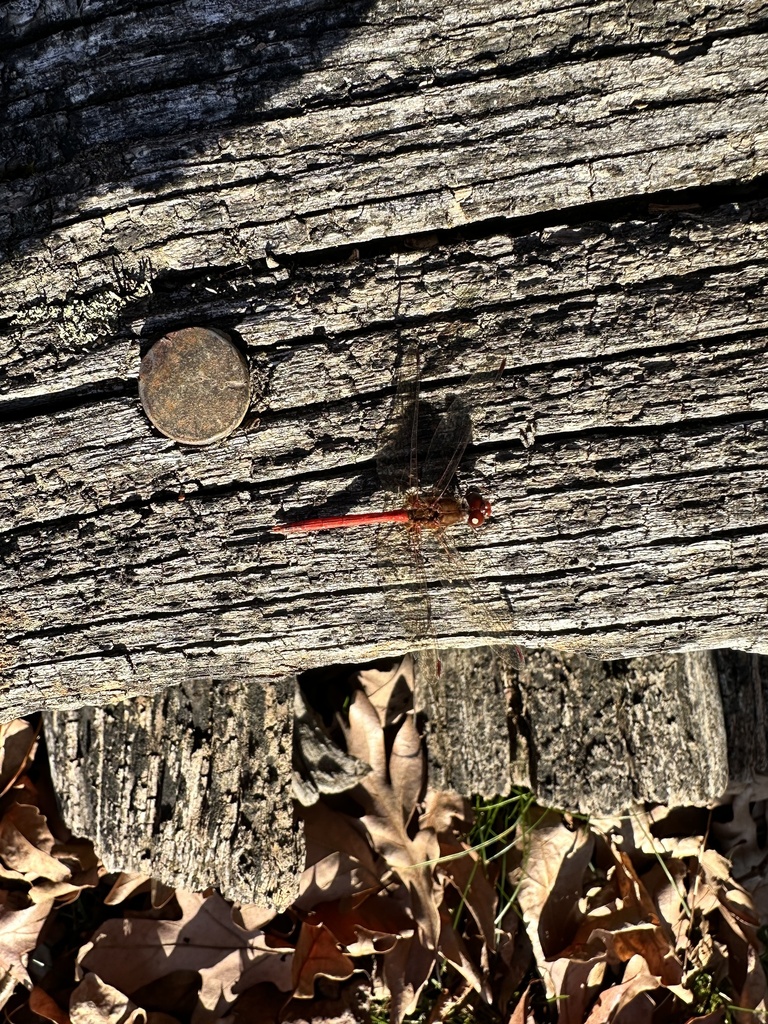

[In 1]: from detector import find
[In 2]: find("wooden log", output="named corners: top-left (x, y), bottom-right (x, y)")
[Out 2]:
top-left (2, 0), bottom-right (767, 718)
top-left (44, 673), bottom-right (301, 908)
top-left (44, 645), bottom-right (757, 900)
top-left (11, 0), bottom-right (766, 895)
top-left (2, 0), bottom-right (766, 321)
top-left (420, 647), bottom-right (730, 813)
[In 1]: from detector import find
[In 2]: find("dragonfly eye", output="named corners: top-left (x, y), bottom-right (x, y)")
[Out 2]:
top-left (466, 491), bottom-right (491, 528)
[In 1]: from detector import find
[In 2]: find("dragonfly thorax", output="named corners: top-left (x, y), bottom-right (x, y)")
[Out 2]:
top-left (405, 491), bottom-right (491, 530)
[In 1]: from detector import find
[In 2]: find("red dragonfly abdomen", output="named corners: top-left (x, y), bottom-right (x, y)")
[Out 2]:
top-left (273, 508), bottom-right (411, 533)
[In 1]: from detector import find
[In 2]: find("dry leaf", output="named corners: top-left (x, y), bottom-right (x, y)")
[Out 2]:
top-left (547, 955), bottom-right (606, 1024)
top-left (437, 906), bottom-right (487, 997)
top-left (0, 891), bottom-right (52, 986)
top-left (0, 721), bottom-right (38, 796)
top-left (0, 804), bottom-right (71, 883)
top-left (29, 985), bottom-right (71, 1024)
top-left (335, 688), bottom-right (443, 1019)
top-left (508, 983), bottom-right (535, 1024)
top-left (70, 972), bottom-right (181, 1023)
top-left (583, 953), bottom-right (660, 1023)
top-left (306, 892), bottom-right (412, 955)
top-left (78, 891), bottom-right (293, 1021)
top-left (388, 713), bottom-right (424, 829)
top-left (104, 874), bottom-right (151, 906)
top-left (357, 656), bottom-right (414, 726)
top-left (734, 944), bottom-right (768, 1022)
top-left (291, 922), bottom-right (354, 998)
top-left (516, 815), bottom-right (594, 993)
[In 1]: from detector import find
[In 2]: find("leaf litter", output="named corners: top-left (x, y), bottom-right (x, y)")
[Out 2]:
top-left (0, 663), bottom-right (765, 1024)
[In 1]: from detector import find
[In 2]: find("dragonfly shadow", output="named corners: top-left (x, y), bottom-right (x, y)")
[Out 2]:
top-left (377, 394), bottom-right (481, 497)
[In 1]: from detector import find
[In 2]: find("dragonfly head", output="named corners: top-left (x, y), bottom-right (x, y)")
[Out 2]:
top-left (466, 489), bottom-right (492, 528)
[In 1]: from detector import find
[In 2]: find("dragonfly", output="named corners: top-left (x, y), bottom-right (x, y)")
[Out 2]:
top-left (272, 345), bottom-right (509, 658)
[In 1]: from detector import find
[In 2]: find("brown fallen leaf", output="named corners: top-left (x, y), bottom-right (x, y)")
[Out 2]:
top-left (296, 846), bottom-right (382, 914)
top-left (547, 955), bottom-right (606, 1024)
top-left (508, 982), bottom-right (534, 1024)
top-left (299, 801), bottom-right (383, 898)
top-left (104, 874), bottom-right (151, 907)
top-left (306, 892), bottom-right (412, 955)
top-left (29, 985), bottom-right (71, 1024)
top-left (70, 972), bottom-right (181, 1024)
top-left (495, 905), bottom-right (534, 1015)
top-left (0, 891), bottom-right (53, 986)
top-left (516, 813), bottom-right (595, 989)
top-left (735, 944), bottom-right (768, 1022)
top-left (339, 690), bottom-right (442, 1020)
top-left (357, 655), bottom-right (414, 727)
top-left (283, 972), bottom-right (371, 1024)
top-left (583, 924), bottom-right (679, 986)
top-left (437, 905), bottom-right (487, 998)
top-left (291, 922), bottom-right (355, 998)
top-left (0, 804), bottom-right (72, 883)
top-left (0, 721), bottom-right (38, 797)
top-left (583, 953), bottom-right (660, 1023)
top-left (78, 891), bottom-right (293, 1021)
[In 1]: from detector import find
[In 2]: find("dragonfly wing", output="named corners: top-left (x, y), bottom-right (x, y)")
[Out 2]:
top-left (422, 527), bottom-right (522, 663)
top-left (420, 359), bottom-right (505, 496)
top-left (420, 395), bottom-right (472, 496)
top-left (376, 344), bottom-right (420, 495)
top-left (374, 520), bottom-right (443, 719)
top-left (375, 523), bottom-right (434, 646)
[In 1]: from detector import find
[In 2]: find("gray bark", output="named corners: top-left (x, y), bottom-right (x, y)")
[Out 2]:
top-left (420, 647), bottom-right (730, 814)
top-left (44, 674), bottom-right (301, 908)
top-left (3, 0), bottom-right (768, 713)
top-left (43, 646), bottom-right (760, 900)
top-left (5, 201), bottom-right (768, 715)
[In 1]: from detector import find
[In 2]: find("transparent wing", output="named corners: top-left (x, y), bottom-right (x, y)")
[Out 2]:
top-left (375, 522), bottom-right (435, 650)
top-left (420, 358), bottom-right (506, 497)
top-left (417, 525), bottom-right (521, 661)
top-left (373, 519), bottom-right (444, 707)
top-left (420, 395), bottom-right (473, 496)
top-left (376, 344), bottom-right (420, 496)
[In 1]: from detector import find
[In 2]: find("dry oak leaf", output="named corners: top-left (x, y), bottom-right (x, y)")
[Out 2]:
top-left (70, 972), bottom-right (180, 1024)
top-left (516, 815), bottom-right (595, 995)
top-left (0, 804), bottom-right (71, 882)
top-left (305, 892), bottom-right (413, 955)
top-left (583, 953), bottom-right (661, 1024)
top-left (104, 874), bottom-right (152, 907)
top-left (508, 983), bottom-right (535, 1024)
top-left (565, 839), bottom-right (682, 987)
top-left (0, 721), bottom-right (37, 796)
top-left (0, 890), bottom-right (53, 986)
top-left (291, 922), bottom-right (355, 998)
top-left (421, 789), bottom-right (497, 950)
top-left (78, 891), bottom-right (292, 1021)
top-left (299, 801), bottom-right (383, 898)
top-left (0, 804), bottom-right (98, 902)
top-left (357, 656), bottom-right (414, 727)
top-left (341, 691), bottom-right (442, 1021)
top-left (28, 985), bottom-right (70, 1024)
top-left (436, 905), bottom-right (488, 999)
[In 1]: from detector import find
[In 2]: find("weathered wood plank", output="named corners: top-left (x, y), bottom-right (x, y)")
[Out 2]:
top-left (2, 0), bottom-right (766, 349)
top-left (43, 644), bottom-right (743, 902)
top-left (3, 202), bottom-right (768, 715)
